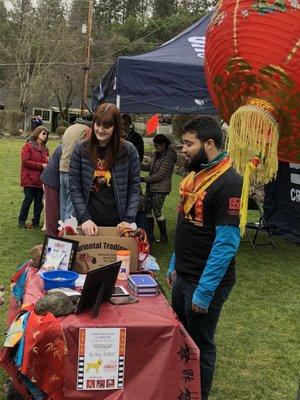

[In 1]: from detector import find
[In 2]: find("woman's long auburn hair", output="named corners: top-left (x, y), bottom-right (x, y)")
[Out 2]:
top-left (87, 103), bottom-right (122, 168)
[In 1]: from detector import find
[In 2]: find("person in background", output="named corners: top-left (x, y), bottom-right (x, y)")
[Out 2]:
top-left (141, 134), bottom-right (177, 243)
top-left (41, 145), bottom-right (62, 236)
top-left (166, 116), bottom-right (242, 400)
top-left (121, 114), bottom-right (147, 233)
top-left (31, 115), bottom-right (36, 131)
top-left (69, 103), bottom-right (140, 236)
top-left (35, 115), bottom-right (43, 128)
top-left (0, 285), bottom-right (5, 306)
top-left (18, 126), bottom-right (49, 228)
top-left (59, 114), bottom-right (93, 222)
top-left (31, 115), bottom-right (43, 131)
top-left (121, 114), bottom-right (144, 162)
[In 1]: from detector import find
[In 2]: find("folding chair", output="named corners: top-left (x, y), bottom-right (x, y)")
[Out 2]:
top-left (242, 197), bottom-right (279, 255)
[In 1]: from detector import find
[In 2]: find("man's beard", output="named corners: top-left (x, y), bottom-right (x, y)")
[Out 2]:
top-left (185, 148), bottom-right (209, 172)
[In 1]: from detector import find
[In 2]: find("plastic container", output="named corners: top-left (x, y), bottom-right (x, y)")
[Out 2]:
top-left (116, 250), bottom-right (131, 280)
top-left (41, 270), bottom-right (79, 291)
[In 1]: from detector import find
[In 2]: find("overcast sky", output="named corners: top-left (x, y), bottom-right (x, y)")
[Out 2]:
top-left (4, 0), bottom-right (73, 9)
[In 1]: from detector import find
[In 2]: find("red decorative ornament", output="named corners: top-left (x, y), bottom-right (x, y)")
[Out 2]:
top-left (205, 0), bottom-right (300, 177)
top-left (146, 114), bottom-right (159, 136)
top-left (204, 1), bottom-right (300, 234)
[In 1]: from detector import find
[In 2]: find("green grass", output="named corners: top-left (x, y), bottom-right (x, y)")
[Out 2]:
top-left (0, 138), bottom-right (299, 399)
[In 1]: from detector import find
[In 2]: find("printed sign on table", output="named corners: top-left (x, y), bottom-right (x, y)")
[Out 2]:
top-left (77, 328), bottom-right (126, 390)
top-left (39, 235), bottom-right (78, 271)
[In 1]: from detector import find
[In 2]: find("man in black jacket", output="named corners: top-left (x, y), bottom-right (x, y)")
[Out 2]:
top-left (167, 116), bottom-right (242, 400)
top-left (121, 114), bottom-right (144, 162)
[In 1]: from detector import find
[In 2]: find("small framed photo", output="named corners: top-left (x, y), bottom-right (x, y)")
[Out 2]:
top-left (39, 235), bottom-right (79, 271)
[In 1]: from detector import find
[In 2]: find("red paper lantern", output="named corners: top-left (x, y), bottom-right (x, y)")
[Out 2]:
top-left (205, 0), bottom-right (300, 182)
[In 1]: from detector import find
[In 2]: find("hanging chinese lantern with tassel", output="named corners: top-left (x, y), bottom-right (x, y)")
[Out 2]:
top-left (204, 0), bottom-right (300, 234)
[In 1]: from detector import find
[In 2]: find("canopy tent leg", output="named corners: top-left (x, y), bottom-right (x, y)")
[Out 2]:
top-left (116, 95), bottom-right (120, 109)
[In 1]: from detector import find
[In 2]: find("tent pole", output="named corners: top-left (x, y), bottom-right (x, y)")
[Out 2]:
top-left (116, 95), bottom-right (120, 109)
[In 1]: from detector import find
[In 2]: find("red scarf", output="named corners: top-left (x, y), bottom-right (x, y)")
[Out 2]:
top-left (21, 311), bottom-right (67, 400)
top-left (179, 155), bottom-right (232, 220)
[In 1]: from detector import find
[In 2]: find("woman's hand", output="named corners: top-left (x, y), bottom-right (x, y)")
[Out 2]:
top-left (117, 221), bottom-right (137, 235)
top-left (81, 220), bottom-right (98, 236)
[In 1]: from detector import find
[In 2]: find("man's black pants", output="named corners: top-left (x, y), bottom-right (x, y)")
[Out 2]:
top-left (172, 276), bottom-right (235, 400)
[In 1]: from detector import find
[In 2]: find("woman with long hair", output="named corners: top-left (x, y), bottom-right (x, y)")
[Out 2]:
top-left (18, 126), bottom-right (49, 228)
top-left (69, 103), bottom-right (140, 236)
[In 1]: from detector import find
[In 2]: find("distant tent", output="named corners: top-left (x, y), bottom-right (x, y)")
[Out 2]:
top-left (264, 162), bottom-right (300, 243)
top-left (92, 13), bottom-right (216, 114)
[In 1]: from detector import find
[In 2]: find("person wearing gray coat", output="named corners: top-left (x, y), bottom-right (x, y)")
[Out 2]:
top-left (141, 134), bottom-right (177, 243)
top-left (69, 103), bottom-right (140, 236)
top-left (59, 116), bottom-right (92, 221)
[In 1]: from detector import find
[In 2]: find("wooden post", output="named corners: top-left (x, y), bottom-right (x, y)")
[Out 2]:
top-left (81, 0), bottom-right (94, 115)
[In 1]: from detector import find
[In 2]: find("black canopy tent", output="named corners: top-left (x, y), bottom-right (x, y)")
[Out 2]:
top-left (264, 162), bottom-right (300, 244)
top-left (91, 13), bottom-right (300, 244)
top-left (92, 13), bottom-right (216, 114)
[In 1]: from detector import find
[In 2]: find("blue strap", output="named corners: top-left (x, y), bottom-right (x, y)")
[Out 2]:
top-left (12, 264), bottom-right (29, 304)
top-left (192, 225), bottom-right (240, 310)
top-left (14, 312), bottom-right (30, 367)
top-left (167, 252), bottom-right (176, 277)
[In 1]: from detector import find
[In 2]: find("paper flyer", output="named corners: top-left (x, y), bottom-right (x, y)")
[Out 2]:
top-left (46, 237), bottom-right (74, 270)
top-left (77, 328), bottom-right (126, 390)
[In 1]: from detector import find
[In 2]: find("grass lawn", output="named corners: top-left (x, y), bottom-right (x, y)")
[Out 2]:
top-left (0, 137), bottom-right (299, 399)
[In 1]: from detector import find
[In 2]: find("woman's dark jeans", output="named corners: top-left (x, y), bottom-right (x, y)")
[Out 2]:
top-left (172, 275), bottom-right (235, 400)
top-left (18, 187), bottom-right (44, 226)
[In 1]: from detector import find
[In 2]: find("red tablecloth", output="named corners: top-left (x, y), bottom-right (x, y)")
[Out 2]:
top-left (2, 268), bottom-right (201, 399)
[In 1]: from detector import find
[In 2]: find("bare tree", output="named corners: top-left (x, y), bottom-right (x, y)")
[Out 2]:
top-left (6, 0), bottom-right (80, 112)
top-left (44, 66), bottom-right (82, 123)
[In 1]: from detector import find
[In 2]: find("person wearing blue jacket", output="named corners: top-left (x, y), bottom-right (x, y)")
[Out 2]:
top-left (69, 103), bottom-right (140, 236)
top-left (166, 116), bottom-right (242, 400)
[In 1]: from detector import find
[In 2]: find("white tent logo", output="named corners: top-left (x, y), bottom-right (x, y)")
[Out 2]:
top-left (188, 36), bottom-right (206, 58)
top-left (290, 163), bottom-right (300, 185)
top-left (194, 99), bottom-right (205, 107)
top-left (290, 163), bottom-right (300, 203)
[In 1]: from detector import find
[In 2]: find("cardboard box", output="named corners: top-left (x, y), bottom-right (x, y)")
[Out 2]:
top-left (65, 227), bottom-right (138, 274)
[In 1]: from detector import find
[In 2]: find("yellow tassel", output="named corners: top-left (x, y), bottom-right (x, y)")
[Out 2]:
top-left (239, 158), bottom-right (259, 236)
top-left (226, 104), bottom-right (279, 184)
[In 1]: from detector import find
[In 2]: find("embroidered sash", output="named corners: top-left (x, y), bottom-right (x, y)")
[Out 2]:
top-left (179, 156), bottom-right (232, 220)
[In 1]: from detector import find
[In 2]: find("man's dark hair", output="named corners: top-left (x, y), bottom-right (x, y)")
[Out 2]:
top-left (182, 116), bottom-right (223, 149)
